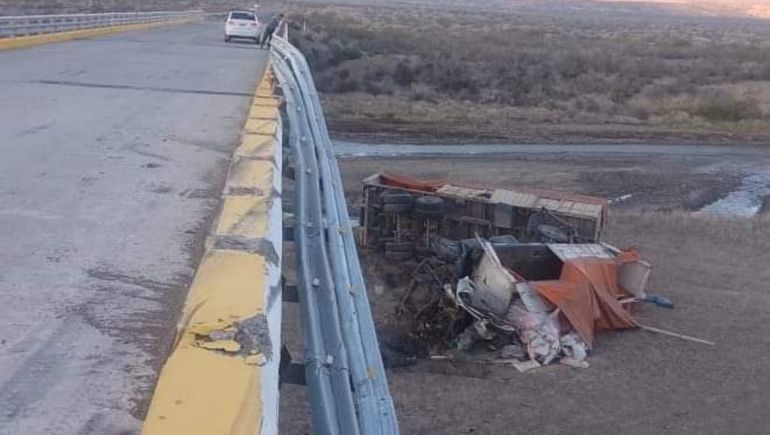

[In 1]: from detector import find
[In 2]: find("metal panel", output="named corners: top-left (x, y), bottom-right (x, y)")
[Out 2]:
top-left (548, 243), bottom-right (614, 261)
top-left (490, 189), bottom-right (540, 209)
top-left (437, 184), bottom-right (490, 200)
top-left (491, 188), bottom-right (603, 220)
top-left (494, 204), bottom-right (514, 229)
top-left (619, 261), bottom-right (652, 298)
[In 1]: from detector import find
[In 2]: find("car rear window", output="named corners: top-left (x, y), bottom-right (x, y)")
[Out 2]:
top-left (230, 12), bottom-right (255, 21)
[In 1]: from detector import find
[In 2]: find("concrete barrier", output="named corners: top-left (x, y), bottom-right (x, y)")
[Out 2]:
top-left (142, 66), bottom-right (282, 435)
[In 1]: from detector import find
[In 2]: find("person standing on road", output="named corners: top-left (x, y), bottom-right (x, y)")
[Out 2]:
top-left (261, 13), bottom-right (284, 49)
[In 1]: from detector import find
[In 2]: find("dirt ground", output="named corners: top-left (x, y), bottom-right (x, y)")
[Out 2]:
top-left (278, 152), bottom-right (770, 435)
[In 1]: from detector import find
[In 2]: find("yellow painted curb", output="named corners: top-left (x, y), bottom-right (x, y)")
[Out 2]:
top-left (244, 118), bottom-right (279, 136)
top-left (142, 249), bottom-right (267, 435)
top-left (215, 196), bottom-right (270, 238)
top-left (143, 64), bottom-right (282, 435)
top-left (249, 105), bottom-right (280, 121)
top-left (237, 134), bottom-right (277, 160)
top-left (227, 159), bottom-right (274, 192)
top-left (0, 18), bottom-right (197, 51)
top-left (252, 96), bottom-right (281, 108)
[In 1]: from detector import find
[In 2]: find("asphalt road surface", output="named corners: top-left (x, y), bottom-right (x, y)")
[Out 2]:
top-left (0, 21), bottom-right (267, 434)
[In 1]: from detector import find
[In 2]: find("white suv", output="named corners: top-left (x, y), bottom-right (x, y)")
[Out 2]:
top-left (224, 10), bottom-right (260, 43)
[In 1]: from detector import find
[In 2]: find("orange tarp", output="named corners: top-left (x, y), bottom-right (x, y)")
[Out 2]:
top-left (379, 172), bottom-right (444, 192)
top-left (533, 257), bottom-right (638, 347)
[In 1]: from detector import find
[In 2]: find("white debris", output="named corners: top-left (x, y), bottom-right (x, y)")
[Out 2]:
top-left (506, 304), bottom-right (562, 365)
top-left (512, 359), bottom-right (542, 373)
top-left (560, 357), bottom-right (590, 369)
top-left (560, 332), bottom-right (589, 361)
top-left (451, 239), bottom-right (592, 367)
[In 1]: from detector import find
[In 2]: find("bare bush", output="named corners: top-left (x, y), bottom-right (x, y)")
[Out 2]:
top-left (691, 91), bottom-right (763, 122)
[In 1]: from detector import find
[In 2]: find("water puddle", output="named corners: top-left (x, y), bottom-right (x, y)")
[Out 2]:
top-left (698, 168), bottom-right (770, 218)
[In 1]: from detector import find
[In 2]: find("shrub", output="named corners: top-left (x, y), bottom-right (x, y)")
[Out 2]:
top-left (691, 92), bottom-right (763, 122)
top-left (287, 6), bottom-right (770, 129)
top-left (393, 61), bottom-right (415, 87)
top-left (335, 79), bottom-right (360, 93)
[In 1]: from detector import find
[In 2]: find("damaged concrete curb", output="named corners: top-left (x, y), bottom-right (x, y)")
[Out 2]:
top-left (142, 65), bottom-right (283, 435)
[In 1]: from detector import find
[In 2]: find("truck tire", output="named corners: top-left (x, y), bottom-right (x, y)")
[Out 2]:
top-left (385, 250), bottom-right (413, 261)
top-left (382, 192), bottom-right (414, 204)
top-left (384, 203), bottom-right (413, 214)
top-left (537, 224), bottom-right (569, 243)
top-left (416, 209), bottom-right (443, 218)
top-left (385, 242), bottom-right (413, 252)
top-left (415, 196), bottom-right (445, 214)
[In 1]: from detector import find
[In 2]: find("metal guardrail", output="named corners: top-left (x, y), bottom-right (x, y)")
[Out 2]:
top-left (271, 33), bottom-right (400, 435)
top-left (0, 11), bottom-right (203, 38)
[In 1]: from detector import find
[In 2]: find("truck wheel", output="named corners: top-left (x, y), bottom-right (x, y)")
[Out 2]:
top-left (382, 192), bottom-right (414, 204)
top-left (415, 196), bottom-right (445, 214)
top-left (385, 242), bottom-right (413, 252)
top-left (384, 203), bottom-right (413, 214)
top-left (385, 250), bottom-right (413, 261)
top-left (537, 225), bottom-right (569, 243)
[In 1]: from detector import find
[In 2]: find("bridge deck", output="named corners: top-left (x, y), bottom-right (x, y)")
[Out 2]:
top-left (0, 21), bottom-right (268, 434)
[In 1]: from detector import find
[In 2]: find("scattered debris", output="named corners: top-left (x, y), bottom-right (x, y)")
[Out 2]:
top-left (499, 344), bottom-right (526, 360)
top-left (560, 357), bottom-right (590, 369)
top-left (377, 324), bottom-right (428, 368)
top-left (362, 174), bottom-right (710, 372)
top-left (512, 359), bottom-right (542, 373)
top-left (610, 193), bottom-right (634, 204)
top-left (638, 324), bottom-right (715, 346)
top-left (383, 232), bottom-right (708, 371)
top-left (641, 294), bottom-right (675, 309)
top-left (190, 313), bottom-right (272, 361)
top-left (429, 354), bottom-right (451, 361)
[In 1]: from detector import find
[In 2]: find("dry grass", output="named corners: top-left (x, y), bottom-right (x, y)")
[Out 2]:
top-left (289, 4), bottom-right (770, 143)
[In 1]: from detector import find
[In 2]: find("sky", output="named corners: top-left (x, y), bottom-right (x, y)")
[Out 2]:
top-left (598, 0), bottom-right (770, 18)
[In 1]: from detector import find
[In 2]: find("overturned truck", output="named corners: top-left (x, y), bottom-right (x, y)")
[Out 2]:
top-left (362, 173), bottom-right (655, 366)
top-left (361, 172), bottom-right (609, 259)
